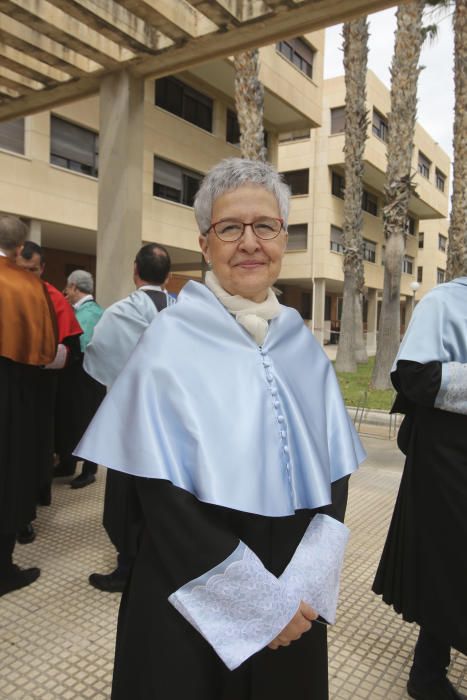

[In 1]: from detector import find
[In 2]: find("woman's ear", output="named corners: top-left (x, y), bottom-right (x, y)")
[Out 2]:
top-left (198, 234), bottom-right (210, 263)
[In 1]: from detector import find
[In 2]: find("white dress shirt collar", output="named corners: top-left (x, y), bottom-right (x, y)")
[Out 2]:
top-left (73, 294), bottom-right (94, 310)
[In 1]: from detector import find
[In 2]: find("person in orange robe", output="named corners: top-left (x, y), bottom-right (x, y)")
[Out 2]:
top-left (16, 241), bottom-right (83, 543)
top-left (0, 216), bottom-right (57, 597)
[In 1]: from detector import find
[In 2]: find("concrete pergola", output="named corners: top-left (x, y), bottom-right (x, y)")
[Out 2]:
top-left (0, 0), bottom-right (399, 305)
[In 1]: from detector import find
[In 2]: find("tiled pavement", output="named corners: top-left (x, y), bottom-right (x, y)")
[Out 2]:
top-left (1, 437), bottom-right (465, 699)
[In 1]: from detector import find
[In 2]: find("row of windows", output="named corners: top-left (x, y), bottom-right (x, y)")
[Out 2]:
top-left (331, 106), bottom-right (390, 143)
top-left (276, 37), bottom-right (315, 79)
top-left (418, 267), bottom-right (446, 284)
top-left (330, 226), bottom-right (377, 262)
top-left (331, 171), bottom-right (379, 216)
top-left (0, 82), bottom-right (265, 167)
top-left (330, 107), bottom-right (447, 193)
top-left (418, 231), bottom-right (448, 251)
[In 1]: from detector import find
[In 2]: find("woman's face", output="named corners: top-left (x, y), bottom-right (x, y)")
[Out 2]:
top-left (199, 185), bottom-right (287, 303)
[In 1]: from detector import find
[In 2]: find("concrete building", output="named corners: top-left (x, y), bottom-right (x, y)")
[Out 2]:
top-left (0, 47), bottom-right (450, 344)
top-left (0, 33), bottom-right (324, 299)
top-left (277, 70), bottom-right (450, 347)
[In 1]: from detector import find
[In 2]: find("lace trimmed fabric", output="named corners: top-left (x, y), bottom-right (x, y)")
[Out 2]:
top-left (435, 362), bottom-right (467, 415)
top-left (169, 515), bottom-right (349, 669)
top-left (279, 514), bottom-right (349, 625)
top-left (169, 542), bottom-right (300, 670)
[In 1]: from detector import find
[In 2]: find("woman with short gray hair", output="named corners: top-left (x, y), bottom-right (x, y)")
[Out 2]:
top-left (77, 157), bottom-right (365, 700)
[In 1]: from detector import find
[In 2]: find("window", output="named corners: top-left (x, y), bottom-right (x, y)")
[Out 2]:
top-left (279, 128), bottom-right (310, 143)
top-left (418, 151), bottom-right (431, 179)
top-left (372, 109), bottom-right (388, 142)
top-left (287, 223), bottom-right (308, 250)
top-left (50, 116), bottom-right (98, 177)
top-left (381, 245), bottom-right (385, 265)
top-left (0, 117), bottom-right (25, 154)
top-left (277, 37), bottom-right (315, 78)
top-left (331, 171), bottom-right (345, 198)
top-left (362, 189), bottom-right (378, 216)
top-left (153, 157), bottom-right (203, 207)
top-left (405, 216), bottom-right (416, 236)
top-left (226, 110), bottom-right (268, 152)
top-left (330, 107), bottom-right (345, 134)
top-left (362, 238), bottom-right (376, 263)
top-left (403, 255), bottom-right (414, 274)
top-left (418, 231), bottom-right (424, 249)
top-left (437, 268), bottom-right (445, 284)
top-left (155, 77), bottom-right (213, 132)
top-left (417, 266), bottom-right (423, 283)
top-left (281, 169), bottom-right (309, 195)
top-left (435, 168), bottom-right (446, 192)
top-left (226, 109), bottom-right (240, 145)
top-left (438, 233), bottom-right (447, 252)
top-left (330, 225), bottom-right (344, 254)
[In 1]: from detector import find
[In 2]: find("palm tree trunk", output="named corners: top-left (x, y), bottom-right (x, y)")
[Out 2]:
top-left (446, 0), bottom-right (467, 280)
top-left (372, 1), bottom-right (424, 390)
top-left (233, 50), bottom-right (266, 161)
top-left (335, 17), bottom-right (369, 372)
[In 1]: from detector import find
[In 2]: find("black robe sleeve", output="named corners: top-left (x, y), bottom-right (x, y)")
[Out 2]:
top-left (133, 478), bottom-right (348, 670)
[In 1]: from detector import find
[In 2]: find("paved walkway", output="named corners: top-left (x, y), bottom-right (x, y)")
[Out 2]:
top-left (1, 437), bottom-right (465, 699)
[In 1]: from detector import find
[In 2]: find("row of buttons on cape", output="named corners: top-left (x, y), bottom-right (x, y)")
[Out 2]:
top-left (260, 347), bottom-right (292, 484)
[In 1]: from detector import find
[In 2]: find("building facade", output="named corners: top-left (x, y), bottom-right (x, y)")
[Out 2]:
top-left (277, 70), bottom-right (450, 347)
top-left (0, 42), bottom-right (450, 344)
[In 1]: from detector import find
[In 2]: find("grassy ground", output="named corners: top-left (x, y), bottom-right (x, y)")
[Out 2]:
top-left (334, 357), bottom-right (395, 411)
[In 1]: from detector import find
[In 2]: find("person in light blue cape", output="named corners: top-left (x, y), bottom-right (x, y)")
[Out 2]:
top-left (76, 157), bottom-right (365, 700)
top-left (373, 277), bottom-right (467, 700)
top-left (84, 242), bottom-right (175, 594)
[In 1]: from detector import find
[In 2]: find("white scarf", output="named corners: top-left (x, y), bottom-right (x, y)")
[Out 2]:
top-left (205, 271), bottom-right (281, 345)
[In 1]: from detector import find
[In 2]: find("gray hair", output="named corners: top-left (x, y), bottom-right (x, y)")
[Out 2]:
top-left (67, 269), bottom-right (94, 294)
top-left (0, 215), bottom-right (28, 251)
top-left (194, 158), bottom-right (290, 234)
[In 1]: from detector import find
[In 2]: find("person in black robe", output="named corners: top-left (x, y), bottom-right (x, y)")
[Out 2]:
top-left (373, 277), bottom-right (467, 700)
top-left (0, 216), bottom-right (57, 596)
top-left (15, 242), bottom-right (83, 544)
top-left (76, 158), bottom-right (365, 699)
top-left (84, 243), bottom-right (174, 592)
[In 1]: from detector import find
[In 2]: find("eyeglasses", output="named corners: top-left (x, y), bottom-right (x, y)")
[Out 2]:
top-left (207, 217), bottom-right (284, 242)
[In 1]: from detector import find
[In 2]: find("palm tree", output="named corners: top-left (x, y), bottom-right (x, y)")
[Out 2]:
top-left (335, 17), bottom-right (369, 372)
top-left (233, 49), bottom-right (266, 161)
top-left (371, 1), bottom-right (426, 390)
top-left (446, 0), bottom-right (466, 280)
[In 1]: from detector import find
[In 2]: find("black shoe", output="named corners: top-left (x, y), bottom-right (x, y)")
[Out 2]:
top-left (53, 463), bottom-right (76, 478)
top-left (89, 570), bottom-right (128, 593)
top-left (17, 524), bottom-right (36, 544)
top-left (407, 678), bottom-right (467, 700)
top-left (0, 565), bottom-right (40, 597)
top-left (70, 473), bottom-right (96, 489)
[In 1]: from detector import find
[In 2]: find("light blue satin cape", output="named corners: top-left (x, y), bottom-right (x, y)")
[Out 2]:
top-left (393, 277), bottom-right (467, 367)
top-left (76, 281), bottom-right (365, 517)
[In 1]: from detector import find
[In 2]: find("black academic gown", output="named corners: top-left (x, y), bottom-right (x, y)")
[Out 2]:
top-left (111, 476), bottom-right (349, 700)
top-left (55, 353), bottom-right (106, 460)
top-left (373, 360), bottom-right (467, 656)
top-left (0, 358), bottom-right (42, 532)
top-left (37, 335), bottom-right (82, 505)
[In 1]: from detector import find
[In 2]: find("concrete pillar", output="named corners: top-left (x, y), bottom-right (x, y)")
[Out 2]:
top-left (366, 287), bottom-right (378, 354)
top-left (28, 219), bottom-right (42, 244)
top-left (96, 71), bottom-right (145, 308)
top-left (312, 277), bottom-right (326, 346)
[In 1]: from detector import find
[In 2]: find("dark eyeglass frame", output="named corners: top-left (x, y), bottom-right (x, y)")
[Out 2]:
top-left (206, 217), bottom-right (285, 242)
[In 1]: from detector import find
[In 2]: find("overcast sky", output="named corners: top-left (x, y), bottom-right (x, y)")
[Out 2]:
top-left (324, 7), bottom-right (455, 161)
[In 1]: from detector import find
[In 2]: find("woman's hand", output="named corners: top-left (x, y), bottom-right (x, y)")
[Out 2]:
top-left (268, 601), bottom-right (317, 650)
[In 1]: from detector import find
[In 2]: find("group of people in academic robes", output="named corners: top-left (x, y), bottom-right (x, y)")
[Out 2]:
top-left (1, 157), bottom-right (465, 700)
